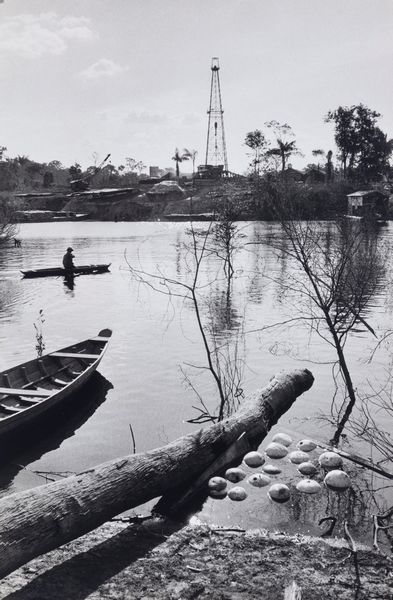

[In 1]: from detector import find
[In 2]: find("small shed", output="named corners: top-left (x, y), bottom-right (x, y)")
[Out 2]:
top-left (346, 190), bottom-right (388, 219)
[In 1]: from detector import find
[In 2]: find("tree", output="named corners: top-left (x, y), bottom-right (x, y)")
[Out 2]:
top-left (47, 160), bottom-right (63, 170)
top-left (172, 148), bottom-right (191, 179)
top-left (244, 130), bottom-right (267, 175)
top-left (212, 199), bottom-right (245, 280)
top-left (125, 158), bottom-right (146, 176)
top-left (0, 146), bottom-right (7, 161)
top-left (69, 162), bottom-right (82, 179)
top-left (312, 149), bottom-right (325, 171)
top-left (0, 199), bottom-right (18, 244)
top-left (265, 121), bottom-right (302, 172)
top-left (264, 212), bottom-right (384, 446)
top-left (326, 150), bottom-right (334, 182)
top-left (184, 148), bottom-right (198, 177)
top-left (325, 104), bottom-right (393, 181)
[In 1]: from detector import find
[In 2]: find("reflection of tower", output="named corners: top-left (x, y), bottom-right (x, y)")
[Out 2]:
top-left (205, 57), bottom-right (228, 171)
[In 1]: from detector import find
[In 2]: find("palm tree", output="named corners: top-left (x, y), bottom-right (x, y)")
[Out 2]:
top-left (172, 148), bottom-right (191, 179)
top-left (312, 149), bottom-right (326, 171)
top-left (184, 148), bottom-right (198, 177)
top-left (267, 139), bottom-right (300, 172)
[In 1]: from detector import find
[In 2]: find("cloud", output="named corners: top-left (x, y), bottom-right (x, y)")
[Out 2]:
top-left (0, 13), bottom-right (96, 59)
top-left (80, 59), bottom-right (129, 80)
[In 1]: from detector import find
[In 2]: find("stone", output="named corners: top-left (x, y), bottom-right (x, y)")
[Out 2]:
top-left (296, 439), bottom-right (317, 452)
top-left (228, 486), bottom-right (248, 501)
top-left (208, 476), bottom-right (227, 491)
top-left (209, 488), bottom-right (228, 499)
top-left (265, 443), bottom-right (288, 459)
top-left (288, 450), bottom-right (310, 464)
top-left (243, 451), bottom-right (265, 467)
top-left (296, 479), bottom-right (321, 494)
top-left (247, 473), bottom-right (271, 487)
top-left (268, 483), bottom-right (290, 503)
top-left (297, 461), bottom-right (318, 476)
top-left (225, 467), bottom-right (246, 483)
top-left (263, 464), bottom-right (282, 475)
top-left (324, 469), bottom-right (351, 491)
top-left (272, 432), bottom-right (292, 447)
top-left (318, 452), bottom-right (343, 470)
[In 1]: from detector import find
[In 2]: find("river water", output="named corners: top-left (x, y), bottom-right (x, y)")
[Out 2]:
top-left (0, 221), bottom-right (392, 541)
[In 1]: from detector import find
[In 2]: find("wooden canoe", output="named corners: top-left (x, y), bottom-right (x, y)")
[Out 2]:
top-left (21, 264), bottom-right (111, 278)
top-left (0, 329), bottom-right (112, 441)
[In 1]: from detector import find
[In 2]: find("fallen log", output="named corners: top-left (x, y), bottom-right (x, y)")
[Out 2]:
top-left (0, 368), bottom-right (313, 579)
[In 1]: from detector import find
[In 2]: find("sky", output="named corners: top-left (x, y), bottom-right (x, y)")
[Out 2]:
top-left (1, 0), bottom-right (393, 174)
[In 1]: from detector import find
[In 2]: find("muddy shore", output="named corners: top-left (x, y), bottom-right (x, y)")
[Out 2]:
top-left (0, 519), bottom-right (391, 599)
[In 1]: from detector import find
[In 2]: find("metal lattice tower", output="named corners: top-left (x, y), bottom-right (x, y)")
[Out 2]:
top-left (205, 57), bottom-right (228, 171)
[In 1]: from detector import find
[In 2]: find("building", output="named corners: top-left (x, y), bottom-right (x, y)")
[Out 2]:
top-left (347, 190), bottom-right (388, 219)
top-left (149, 166), bottom-right (160, 178)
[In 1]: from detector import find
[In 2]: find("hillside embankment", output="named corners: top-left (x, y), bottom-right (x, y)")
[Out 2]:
top-left (7, 179), bottom-right (393, 222)
top-left (8, 182), bottom-right (237, 222)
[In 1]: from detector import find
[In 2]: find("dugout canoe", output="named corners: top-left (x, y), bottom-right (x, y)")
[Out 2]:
top-left (21, 264), bottom-right (111, 278)
top-left (0, 329), bottom-right (112, 441)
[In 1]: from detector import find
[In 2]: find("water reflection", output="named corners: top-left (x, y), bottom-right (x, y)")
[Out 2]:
top-left (0, 372), bottom-right (113, 494)
top-left (207, 281), bottom-right (241, 339)
top-left (63, 274), bottom-right (75, 293)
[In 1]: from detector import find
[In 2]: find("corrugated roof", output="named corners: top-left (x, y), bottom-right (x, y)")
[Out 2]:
top-left (347, 190), bottom-right (374, 197)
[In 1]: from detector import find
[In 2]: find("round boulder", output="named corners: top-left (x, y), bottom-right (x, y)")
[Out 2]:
top-left (324, 469), bottom-right (351, 491)
top-left (209, 488), bottom-right (227, 499)
top-left (296, 479), bottom-right (321, 494)
top-left (248, 473), bottom-right (271, 488)
top-left (318, 451), bottom-right (343, 470)
top-left (263, 463), bottom-right (282, 475)
top-left (208, 476), bottom-right (227, 492)
top-left (288, 450), bottom-right (310, 464)
top-left (228, 486), bottom-right (248, 501)
top-left (225, 467), bottom-right (246, 483)
top-left (272, 432), bottom-right (292, 447)
top-left (243, 451), bottom-right (265, 467)
top-left (265, 442), bottom-right (288, 459)
top-left (296, 439), bottom-right (317, 452)
top-left (268, 483), bottom-right (290, 503)
top-left (297, 461), bottom-right (318, 476)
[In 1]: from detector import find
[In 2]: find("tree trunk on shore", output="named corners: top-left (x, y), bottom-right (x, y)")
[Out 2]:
top-left (0, 369), bottom-right (313, 579)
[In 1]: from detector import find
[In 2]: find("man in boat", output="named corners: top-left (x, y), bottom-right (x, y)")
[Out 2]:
top-left (62, 247), bottom-right (75, 276)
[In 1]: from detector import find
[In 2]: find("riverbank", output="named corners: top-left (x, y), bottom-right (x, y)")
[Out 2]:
top-left (0, 519), bottom-right (391, 599)
top-left (5, 178), bottom-right (364, 222)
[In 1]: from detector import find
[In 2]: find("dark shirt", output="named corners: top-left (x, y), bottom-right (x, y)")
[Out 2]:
top-left (62, 252), bottom-right (75, 270)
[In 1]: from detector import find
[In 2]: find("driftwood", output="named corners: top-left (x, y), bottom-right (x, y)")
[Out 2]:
top-left (0, 368), bottom-right (313, 579)
top-left (155, 431), bottom-right (251, 514)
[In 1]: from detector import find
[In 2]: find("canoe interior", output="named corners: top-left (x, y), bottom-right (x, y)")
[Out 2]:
top-left (21, 264), bottom-right (111, 278)
top-left (0, 329), bottom-right (112, 421)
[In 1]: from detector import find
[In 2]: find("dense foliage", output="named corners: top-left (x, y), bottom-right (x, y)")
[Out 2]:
top-left (326, 104), bottom-right (393, 182)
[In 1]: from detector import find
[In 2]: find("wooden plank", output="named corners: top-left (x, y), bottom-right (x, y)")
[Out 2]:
top-left (50, 352), bottom-right (100, 359)
top-left (52, 378), bottom-right (69, 386)
top-left (0, 404), bottom-right (24, 413)
top-left (0, 387), bottom-right (53, 397)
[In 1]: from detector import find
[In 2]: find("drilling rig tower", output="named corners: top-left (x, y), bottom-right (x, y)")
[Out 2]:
top-left (203, 57), bottom-right (228, 176)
